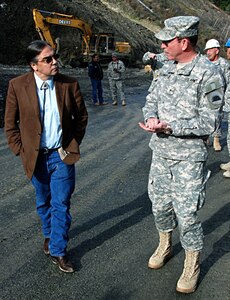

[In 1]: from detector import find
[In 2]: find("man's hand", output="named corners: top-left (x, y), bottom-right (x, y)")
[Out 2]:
top-left (138, 122), bottom-right (156, 132)
top-left (138, 118), bottom-right (171, 133)
top-left (138, 117), bottom-right (159, 132)
top-left (148, 52), bottom-right (156, 59)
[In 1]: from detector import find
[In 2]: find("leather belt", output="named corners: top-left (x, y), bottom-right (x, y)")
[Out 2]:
top-left (39, 148), bottom-right (59, 154)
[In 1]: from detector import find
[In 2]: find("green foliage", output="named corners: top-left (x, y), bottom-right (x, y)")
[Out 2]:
top-left (211, 0), bottom-right (230, 12)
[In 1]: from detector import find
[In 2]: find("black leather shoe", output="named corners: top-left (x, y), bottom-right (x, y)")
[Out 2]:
top-left (50, 255), bottom-right (74, 273)
top-left (43, 238), bottom-right (50, 256)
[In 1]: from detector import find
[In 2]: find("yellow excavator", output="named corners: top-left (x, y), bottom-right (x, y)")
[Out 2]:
top-left (32, 9), bottom-right (132, 67)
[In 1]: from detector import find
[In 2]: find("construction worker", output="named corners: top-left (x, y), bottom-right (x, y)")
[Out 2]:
top-left (88, 54), bottom-right (108, 106)
top-left (226, 38), bottom-right (230, 59)
top-left (107, 52), bottom-right (126, 106)
top-left (204, 39), bottom-right (230, 151)
top-left (220, 38), bottom-right (230, 177)
top-left (139, 16), bottom-right (225, 293)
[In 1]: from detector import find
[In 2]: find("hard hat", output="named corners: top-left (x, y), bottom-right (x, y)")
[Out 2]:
top-left (204, 39), bottom-right (220, 50)
top-left (225, 38), bottom-right (230, 47)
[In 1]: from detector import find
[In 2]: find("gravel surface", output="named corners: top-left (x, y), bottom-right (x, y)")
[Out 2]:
top-left (0, 64), bottom-right (229, 300)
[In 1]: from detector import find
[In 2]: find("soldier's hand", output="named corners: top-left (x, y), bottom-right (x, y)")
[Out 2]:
top-left (138, 122), bottom-right (155, 132)
top-left (138, 117), bottom-right (160, 132)
top-left (148, 52), bottom-right (156, 59)
top-left (139, 118), bottom-right (171, 133)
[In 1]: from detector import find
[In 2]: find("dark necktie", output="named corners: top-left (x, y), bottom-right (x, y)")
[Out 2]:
top-left (40, 82), bottom-right (49, 132)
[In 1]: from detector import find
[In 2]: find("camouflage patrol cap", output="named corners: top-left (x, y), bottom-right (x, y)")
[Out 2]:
top-left (155, 16), bottom-right (200, 41)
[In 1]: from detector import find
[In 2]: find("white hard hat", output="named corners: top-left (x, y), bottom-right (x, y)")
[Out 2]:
top-left (204, 39), bottom-right (220, 50)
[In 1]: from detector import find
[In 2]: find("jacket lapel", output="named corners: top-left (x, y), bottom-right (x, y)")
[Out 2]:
top-left (24, 72), bottom-right (41, 120)
top-left (24, 73), bottom-right (66, 127)
top-left (54, 79), bottom-right (65, 126)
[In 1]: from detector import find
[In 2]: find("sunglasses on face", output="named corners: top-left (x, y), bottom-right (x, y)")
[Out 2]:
top-left (37, 53), bottom-right (60, 64)
top-left (162, 38), bottom-right (183, 46)
top-left (161, 38), bottom-right (176, 46)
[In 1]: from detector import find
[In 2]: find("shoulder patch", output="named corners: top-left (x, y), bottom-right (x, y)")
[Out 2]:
top-left (205, 79), bottom-right (223, 94)
top-left (207, 89), bottom-right (223, 109)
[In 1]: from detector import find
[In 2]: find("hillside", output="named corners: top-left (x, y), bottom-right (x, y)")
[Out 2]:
top-left (0, 0), bottom-right (230, 65)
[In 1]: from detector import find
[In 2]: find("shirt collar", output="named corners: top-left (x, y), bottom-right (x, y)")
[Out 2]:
top-left (34, 73), bottom-right (54, 90)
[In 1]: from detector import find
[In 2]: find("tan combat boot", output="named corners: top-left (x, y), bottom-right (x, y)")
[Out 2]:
top-left (213, 136), bottom-right (221, 151)
top-left (176, 250), bottom-right (200, 294)
top-left (220, 161), bottom-right (230, 171)
top-left (148, 231), bottom-right (172, 269)
top-left (122, 100), bottom-right (126, 106)
top-left (223, 170), bottom-right (230, 178)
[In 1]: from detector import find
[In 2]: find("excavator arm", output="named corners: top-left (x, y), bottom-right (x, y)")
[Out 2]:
top-left (32, 8), bottom-right (132, 67)
top-left (32, 9), bottom-right (92, 54)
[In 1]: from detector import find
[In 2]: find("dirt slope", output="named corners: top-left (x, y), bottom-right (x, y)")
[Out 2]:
top-left (0, 0), bottom-right (230, 65)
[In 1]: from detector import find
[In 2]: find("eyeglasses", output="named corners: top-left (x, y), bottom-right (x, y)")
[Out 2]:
top-left (37, 54), bottom-right (60, 64)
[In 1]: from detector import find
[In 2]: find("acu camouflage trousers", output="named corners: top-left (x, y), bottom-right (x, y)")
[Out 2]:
top-left (226, 112), bottom-right (230, 154)
top-left (148, 153), bottom-right (210, 251)
top-left (108, 79), bottom-right (125, 101)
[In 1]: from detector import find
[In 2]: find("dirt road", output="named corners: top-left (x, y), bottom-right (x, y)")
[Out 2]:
top-left (0, 65), bottom-right (229, 300)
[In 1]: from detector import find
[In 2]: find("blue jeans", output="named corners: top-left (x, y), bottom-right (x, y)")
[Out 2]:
top-left (31, 150), bottom-right (75, 256)
top-left (91, 79), bottom-right (103, 103)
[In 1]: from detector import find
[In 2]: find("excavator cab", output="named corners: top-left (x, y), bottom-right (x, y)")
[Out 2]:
top-left (89, 34), bottom-right (131, 65)
top-left (90, 34), bottom-right (115, 54)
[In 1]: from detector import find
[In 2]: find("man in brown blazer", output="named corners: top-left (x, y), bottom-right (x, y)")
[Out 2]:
top-left (4, 40), bottom-right (88, 273)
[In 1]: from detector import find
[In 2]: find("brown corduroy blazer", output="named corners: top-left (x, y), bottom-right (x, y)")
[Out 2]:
top-left (4, 71), bottom-right (88, 179)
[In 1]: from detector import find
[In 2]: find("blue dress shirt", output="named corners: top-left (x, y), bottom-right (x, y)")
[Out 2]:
top-left (34, 73), bottom-right (62, 149)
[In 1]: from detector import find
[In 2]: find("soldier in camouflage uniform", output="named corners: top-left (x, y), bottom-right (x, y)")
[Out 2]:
top-left (142, 52), bottom-right (168, 92)
top-left (221, 81), bottom-right (230, 177)
top-left (139, 16), bottom-right (225, 294)
top-left (204, 39), bottom-right (230, 151)
top-left (107, 52), bottom-right (126, 106)
top-left (220, 38), bottom-right (230, 177)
